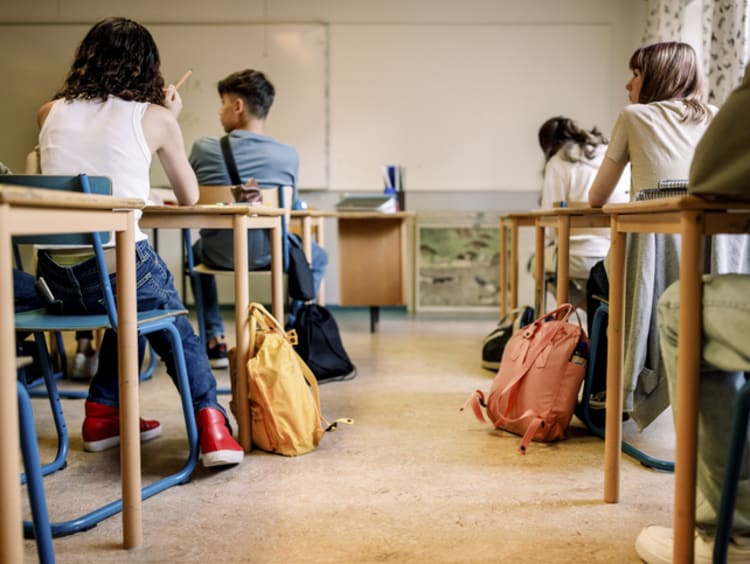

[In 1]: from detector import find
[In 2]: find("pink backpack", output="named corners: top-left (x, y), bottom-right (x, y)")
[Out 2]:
top-left (464, 304), bottom-right (588, 453)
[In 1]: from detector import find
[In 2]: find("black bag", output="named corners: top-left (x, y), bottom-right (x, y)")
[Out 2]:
top-left (287, 234), bottom-right (315, 302)
top-left (292, 304), bottom-right (356, 383)
top-left (481, 306), bottom-right (534, 371)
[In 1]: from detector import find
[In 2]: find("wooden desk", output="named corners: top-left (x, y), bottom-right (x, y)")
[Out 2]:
top-left (140, 204), bottom-right (283, 452)
top-left (532, 206), bottom-right (610, 311)
top-left (498, 212), bottom-right (535, 317)
top-left (290, 209), bottom-right (326, 304)
top-left (602, 196), bottom-right (750, 563)
top-left (0, 185), bottom-right (143, 558)
top-left (333, 211), bottom-right (415, 332)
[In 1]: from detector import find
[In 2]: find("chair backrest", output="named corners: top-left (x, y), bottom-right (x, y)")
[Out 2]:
top-left (3, 174), bottom-right (119, 328)
top-left (197, 185), bottom-right (294, 269)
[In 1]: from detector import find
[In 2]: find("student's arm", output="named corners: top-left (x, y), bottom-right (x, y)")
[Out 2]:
top-left (588, 156), bottom-right (626, 207)
top-left (142, 85), bottom-right (199, 205)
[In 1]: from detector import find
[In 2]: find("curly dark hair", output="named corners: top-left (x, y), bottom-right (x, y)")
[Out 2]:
top-left (54, 17), bottom-right (165, 105)
top-left (538, 116), bottom-right (608, 164)
top-left (217, 69), bottom-right (275, 119)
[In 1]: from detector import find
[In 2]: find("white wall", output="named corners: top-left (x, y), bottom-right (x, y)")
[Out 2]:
top-left (0, 1), bottom-right (648, 307)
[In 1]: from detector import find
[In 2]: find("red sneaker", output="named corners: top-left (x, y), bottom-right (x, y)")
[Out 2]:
top-left (197, 407), bottom-right (244, 467)
top-left (82, 401), bottom-right (162, 452)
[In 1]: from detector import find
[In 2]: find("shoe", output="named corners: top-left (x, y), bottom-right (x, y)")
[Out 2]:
top-left (82, 401), bottom-right (162, 452)
top-left (197, 407), bottom-right (244, 467)
top-left (207, 342), bottom-right (228, 369)
top-left (635, 525), bottom-right (750, 563)
top-left (72, 352), bottom-right (99, 381)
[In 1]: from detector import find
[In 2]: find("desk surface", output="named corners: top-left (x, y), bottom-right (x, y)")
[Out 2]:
top-left (0, 184), bottom-right (144, 210)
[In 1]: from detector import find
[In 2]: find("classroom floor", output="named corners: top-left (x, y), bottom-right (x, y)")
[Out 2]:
top-left (21, 308), bottom-right (675, 563)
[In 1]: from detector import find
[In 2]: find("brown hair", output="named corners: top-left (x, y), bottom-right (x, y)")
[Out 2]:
top-left (538, 116), bottom-right (607, 164)
top-left (629, 41), bottom-right (710, 122)
top-left (54, 17), bottom-right (165, 105)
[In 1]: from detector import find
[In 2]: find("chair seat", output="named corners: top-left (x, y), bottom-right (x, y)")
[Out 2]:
top-left (15, 308), bottom-right (187, 332)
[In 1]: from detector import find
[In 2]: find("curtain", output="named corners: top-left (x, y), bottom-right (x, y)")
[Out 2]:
top-left (702, 0), bottom-right (749, 105)
top-left (642, 0), bottom-right (749, 105)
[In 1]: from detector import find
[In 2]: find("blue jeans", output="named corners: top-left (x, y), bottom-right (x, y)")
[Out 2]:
top-left (13, 269), bottom-right (43, 313)
top-left (192, 236), bottom-right (328, 341)
top-left (37, 241), bottom-right (225, 417)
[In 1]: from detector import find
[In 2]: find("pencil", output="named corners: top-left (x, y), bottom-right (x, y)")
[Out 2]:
top-left (174, 69), bottom-right (192, 90)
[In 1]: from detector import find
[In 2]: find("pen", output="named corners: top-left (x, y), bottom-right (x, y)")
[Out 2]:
top-left (175, 69), bottom-right (192, 90)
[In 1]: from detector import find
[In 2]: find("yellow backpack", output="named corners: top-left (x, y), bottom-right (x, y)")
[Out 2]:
top-left (232, 302), bottom-right (351, 456)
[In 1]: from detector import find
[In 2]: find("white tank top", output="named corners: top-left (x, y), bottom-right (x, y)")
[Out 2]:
top-left (39, 96), bottom-right (152, 242)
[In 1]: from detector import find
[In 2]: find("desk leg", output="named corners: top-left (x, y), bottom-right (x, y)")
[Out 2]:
top-left (510, 220), bottom-right (519, 310)
top-left (370, 306), bottom-right (379, 333)
top-left (115, 212), bottom-right (142, 548)
top-left (0, 206), bottom-right (24, 563)
top-left (534, 222), bottom-right (545, 315)
top-left (499, 220), bottom-right (507, 318)
top-left (270, 219), bottom-right (284, 322)
top-left (233, 215), bottom-right (251, 452)
top-left (672, 212), bottom-right (703, 563)
top-left (316, 218), bottom-right (326, 306)
top-left (556, 217), bottom-right (570, 306)
top-left (604, 219), bottom-right (625, 503)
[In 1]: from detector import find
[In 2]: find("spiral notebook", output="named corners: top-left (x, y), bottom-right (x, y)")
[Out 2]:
top-left (634, 179), bottom-right (688, 201)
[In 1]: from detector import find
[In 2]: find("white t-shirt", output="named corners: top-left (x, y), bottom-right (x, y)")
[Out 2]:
top-left (541, 143), bottom-right (630, 260)
top-left (605, 100), bottom-right (717, 196)
top-left (39, 96), bottom-right (153, 242)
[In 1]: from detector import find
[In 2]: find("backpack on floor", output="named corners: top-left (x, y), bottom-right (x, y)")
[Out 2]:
top-left (292, 304), bottom-right (357, 384)
top-left (481, 306), bottom-right (535, 371)
top-left (465, 304), bottom-right (588, 453)
top-left (230, 303), bottom-right (352, 456)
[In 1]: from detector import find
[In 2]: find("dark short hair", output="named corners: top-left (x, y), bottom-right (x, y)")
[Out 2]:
top-left (55, 17), bottom-right (165, 104)
top-left (538, 116), bottom-right (607, 163)
top-left (217, 70), bottom-right (275, 119)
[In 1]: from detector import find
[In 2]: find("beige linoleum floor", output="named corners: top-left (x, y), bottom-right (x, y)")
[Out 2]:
top-left (21, 308), bottom-right (675, 563)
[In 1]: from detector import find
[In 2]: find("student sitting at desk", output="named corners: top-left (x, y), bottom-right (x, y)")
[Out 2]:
top-left (536, 116), bottom-right (628, 311)
top-left (635, 62), bottom-right (750, 564)
top-left (584, 41), bottom-right (735, 429)
top-left (188, 69), bottom-right (328, 366)
top-left (34, 17), bottom-right (243, 467)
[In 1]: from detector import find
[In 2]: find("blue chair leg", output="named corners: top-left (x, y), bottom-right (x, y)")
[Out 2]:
top-left (22, 332), bottom-right (70, 479)
top-left (22, 322), bottom-right (199, 538)
top-left (18, 381), bottom-right (55, 563)
top-left (714, 375), bottom-right (750, 564)
top-left (578, 304), bottom-right (674, 472)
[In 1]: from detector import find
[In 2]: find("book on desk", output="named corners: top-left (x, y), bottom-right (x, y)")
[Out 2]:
top-left (335, 194), bottom-right (397, 213)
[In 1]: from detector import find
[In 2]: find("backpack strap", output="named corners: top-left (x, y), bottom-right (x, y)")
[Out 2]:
top-left (461, 390), bottom-right (489, 424)
top-left (220, 135), bottom-right (243, 185)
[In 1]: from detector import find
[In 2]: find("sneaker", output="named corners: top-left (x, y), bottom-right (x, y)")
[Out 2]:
top-left (197, 407), bottom-right (244, 467)
top-left (82, 401), bottom-right (162, 452)
top-left (207, 342), bottom-right (228, 369)
top-left (72, 352), bottom-right (99, 381)
top-left (635, 525), bottom-right (750, 563)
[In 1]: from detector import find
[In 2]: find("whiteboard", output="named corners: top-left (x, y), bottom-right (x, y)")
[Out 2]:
top-left (329, 24), bottom-right (614, 192)
top-left (0, 24), bottom-right (328, 188)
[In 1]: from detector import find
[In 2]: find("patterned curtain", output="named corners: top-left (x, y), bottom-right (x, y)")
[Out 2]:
top-left (701, 0), bottom-right (749, 105)
top-left (642, 0), bottom-right (749, 106)
top-left (642, 0), bottom-right (690, 42)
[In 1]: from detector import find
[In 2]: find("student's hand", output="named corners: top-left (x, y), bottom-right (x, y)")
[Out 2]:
top-left (163, 84), bottom-right (183, 118)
